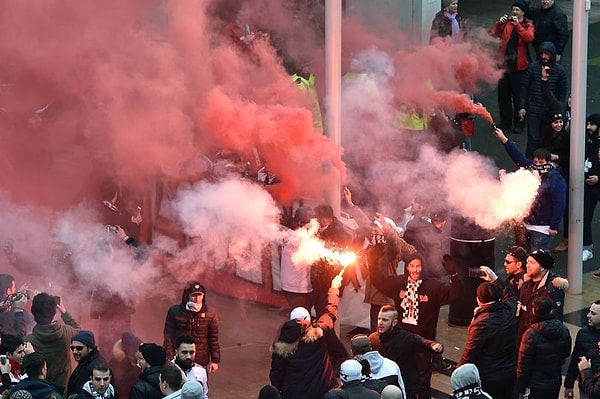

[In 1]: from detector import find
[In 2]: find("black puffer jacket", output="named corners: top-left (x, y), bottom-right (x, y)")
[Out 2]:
top-left (564, 326), bottom-right (600, 389)
top-left (526, 2), bottom-right (569, 56)
top-left (163, 283), bottom-right (219, 366)
top-left (519, 41), bottom-right (568, 114)
top-left (269, 287), bottom-right (339, 399)
top-left (128, 365), bottom-right (162, 399)
top-left (516, 316), bottom-right (571, 392)
top-left (459, 279), bottom-right (517, 384)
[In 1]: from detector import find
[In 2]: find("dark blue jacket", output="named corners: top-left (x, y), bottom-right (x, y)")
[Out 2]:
top-left (504, 140), bottom-right (567, 231)
top-left (526, 3), bottom-right (569, 56)
top-left (519, 42), bottom-right (567, 114)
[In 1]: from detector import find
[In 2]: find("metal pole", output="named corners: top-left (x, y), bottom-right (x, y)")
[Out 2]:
top-left (325, 0), bottom-right (342, 216)
top-left (567, 0), bottom-right (590, 295)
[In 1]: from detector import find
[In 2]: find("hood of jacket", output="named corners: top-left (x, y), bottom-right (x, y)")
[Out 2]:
top-left (537, 41), bottom-right (557, 63)
top-left (531, 318), bottom-right (566, 340)
top-left (13, 378), bottom-right (58, 398)
top-left (270, 324), bottom-right (324, 358)
top-left (361, 351), bottom-right (385, 374)
top-left (30, 322), bottom-right (68, 344)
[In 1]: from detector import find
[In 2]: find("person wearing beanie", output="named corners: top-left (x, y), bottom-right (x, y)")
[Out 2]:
top-left (323, 359), bottom-right (379, 399)
top-left (430, 0), bottom-right (467, 42)
top-left (269, 276), bottom-right (342, 399)
top-left (458, 267), bottom-right (517, 399)
top-left (584, 114), bottom-right (600, 267)
top-left (516, 249), bottom-right (568, 344)
top-left (449, 363), bottom-right (492, 399)
top-left (67, 330), bottom-right (107, 397)
top-left (525, 0), bottom-right (568, 63)
top-left (516, 296), bottom-right (571, 398)
top-left (492, 127), bottom-right (567, 252)
top-left (349, 334), bottom-right (406, 398)
top-left (503, 246), bottom-right (528, 295)
top-left (25, 293), bottom-right (80, 394)
top-left (109, 332), bottom-right (143, 398)
top-left (489, 2), bottom-right (534, 135)
top-left (163, 281), bottom-right (219, 373)
top-left (129, 343), bottom-right (166, 399)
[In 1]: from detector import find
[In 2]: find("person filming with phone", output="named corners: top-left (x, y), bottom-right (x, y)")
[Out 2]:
top-left (458, 266), bottom-right (518, 399)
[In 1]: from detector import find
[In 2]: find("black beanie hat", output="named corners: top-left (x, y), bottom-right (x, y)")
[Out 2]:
top-left (476, 283), bottom-right (502, 304)
top-left (587, 114), bottom-right (600, 127)
top-left (528, 249), bottom-right (555, 269)
top-left (512, 1), bottom-right (527, 13)
top-left (139, 343), bottom-right (166, 367)
top-left (72, 330), bottom-right (96, 349)
top-left (279, 319), bottom-right (310, 343)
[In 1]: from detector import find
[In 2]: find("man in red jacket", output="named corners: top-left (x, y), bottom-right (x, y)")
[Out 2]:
top-left (489, 2), bottom-right (535, 134)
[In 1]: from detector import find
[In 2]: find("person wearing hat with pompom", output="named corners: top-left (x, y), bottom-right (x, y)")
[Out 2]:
top-left (323, 359), bottom-right (379, 399)
top-left (130, 343), bottom-right (166, 399)
top-left (67, 330), bottom-right (107, 397)
top-left (516, 249), bottom-right (568, 344)
top-left (459, 267), bottom-right (517, 399)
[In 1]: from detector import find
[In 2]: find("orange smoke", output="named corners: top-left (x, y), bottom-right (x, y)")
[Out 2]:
top-left (434, 90), bottom-right (494, 124)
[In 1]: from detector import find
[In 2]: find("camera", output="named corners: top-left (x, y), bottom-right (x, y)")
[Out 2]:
top-left (0, 355), bottom-right (6, 365)
top-left (468, 267), bottom-right (485, 278)
top-left (52, 295), bottom-right (61, 306)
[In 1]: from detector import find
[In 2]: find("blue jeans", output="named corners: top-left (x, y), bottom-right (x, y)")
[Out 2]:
top-left (528, 230), bottom-right (553, 251)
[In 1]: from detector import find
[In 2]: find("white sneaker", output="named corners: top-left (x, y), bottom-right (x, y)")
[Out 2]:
top-left (583, 249), bottom-right (594, 262)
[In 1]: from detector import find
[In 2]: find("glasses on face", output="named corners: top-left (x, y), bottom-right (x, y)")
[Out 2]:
top-left (504, 259), bottom-right (514, 264)
top-left (70, 345), bottom-right (85, 352)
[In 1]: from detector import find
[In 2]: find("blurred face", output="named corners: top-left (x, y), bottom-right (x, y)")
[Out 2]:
top-left (175, 343), bottom-right (196, 369)
top-left (526, 256), bottom-right (545, 280)
top-left (91, 369), bottom-right (111, 395)
top-left (7, 344), bottom-right (25, 365)
top-left (551, 119), bottom-right (564, 133)
top-left (70, 341), bottom-right (91, 363)
top-left (377, 310), bottom-right (398, 334)
top-left (587, 121), bottom-right (599, 135)
top-left (511, 6), bottom-right (524, 19)
top-left (587, 303), bottom-right (600, 329)
top-left (137, 352), bottom-right (149, 371)
top-left (188, 292), bottom-right (204, 304)
top-left (539, 50), bottom-right (552, 65)
top-left (5, 280), bottom-right (16, 296)
top-left (406, 258), bottom-right (423, 281)
top-left (503, 255), bottom-right (522, 276)
top-left (532, 157), bottom-right (547, 166)
top-left (445, 1), bottom-right (458, 13)
top-left (541, 0), bottom-right (554, 9)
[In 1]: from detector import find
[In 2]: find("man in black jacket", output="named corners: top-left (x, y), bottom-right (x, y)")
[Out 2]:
top-left (368, 305), bottom-right (443, 399)
top-left (9, 352), bottom-right (62, 399)
top-left (564, 300), bottom-right (600, 398)
top-left (517, 296), bottom-right (571, 398)
top-left (525, 0), bottom-right (569, 63)
top-left (269, 275), bottom-right (342, 399)
top-left (71, 363), bottom-right (118, 399)
top-left (129, 343), bottom-right (165, 399)
top-left (459, 266), bottom-right (517, 399)
top-left (67, 331), bottom-right (106, 397)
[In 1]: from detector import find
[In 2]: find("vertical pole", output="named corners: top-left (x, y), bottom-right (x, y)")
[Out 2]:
top-left (567, 0), bottom-right (590, 294)
top-left (325, 0), bottom-right (342, 216)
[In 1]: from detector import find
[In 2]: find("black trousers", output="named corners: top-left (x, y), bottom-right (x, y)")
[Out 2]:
top-left (498, 69), bottom-right (525, 129)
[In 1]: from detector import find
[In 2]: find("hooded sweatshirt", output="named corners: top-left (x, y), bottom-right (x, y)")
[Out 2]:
top-left (360, 351), bottom-right (406, 398)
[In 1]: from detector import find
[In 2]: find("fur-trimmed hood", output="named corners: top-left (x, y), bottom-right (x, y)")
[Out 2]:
top-left (551, 276), bottom-right (568, 291)
top-left (270, 324), bottom-right (324, 358)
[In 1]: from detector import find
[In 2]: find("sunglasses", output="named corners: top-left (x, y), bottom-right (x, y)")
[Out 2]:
top-left (70, 345), bottom-right (85, 351)
top-left (503, 259), bottom-right (514, 264)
